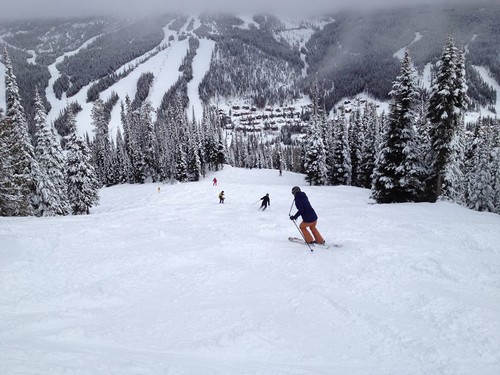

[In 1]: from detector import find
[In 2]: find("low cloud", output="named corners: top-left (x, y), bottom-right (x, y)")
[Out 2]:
top-left (1, 0), bottom-right (471, 20)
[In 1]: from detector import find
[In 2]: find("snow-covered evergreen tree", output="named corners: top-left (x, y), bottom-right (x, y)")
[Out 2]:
top-left (114, 128), bottom-right (132, 183)
top-left (65, 111), bottom-right (100, 215)
top-left (303, 78), bottom-right (327, 185)
top-left (358, 103), bottom-right (380, 188)
top-left (330, 110), bottom-right (352, 185)
top-left (130, 108), bottom-right (147, 183)
top-left (304, 115), bottom-right (327, 186)
top-left (174, 143), bottom-right (188, 182)
top-left (414, 96), bottom-right (434, 201)
top-left (33, 89), bottom-right (70, 216)
top-left (186, 119), bottom-right (202, 181)
top-left (272, 141), bottom-right (284, 171)
top-left (427, 36), bottom-right (468, 200)
top-left (491, 119), bottom-right (500, 214)
top-left (372, 49), bottom-right (424, 203)
top-left (140, 101), bottom-right (158, 182)
top-left (215, 127), bottom-right (226, 171)
top-left (440, 117), bottom-right (466, 202)
top-left (468, 121), bottom-right (494, 212)
top-left (349, 110), bottom-right (363, 187)
top-left (91, 98), bottom-right (112, 187)
top-left (202, 106), bottom-right (224, 171)
top-left (0, 48), bottom-right (40, 216)
top-left (0, 116), bottom-right (17, 216)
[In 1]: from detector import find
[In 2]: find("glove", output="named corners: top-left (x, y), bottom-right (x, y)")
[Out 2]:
top-left (289, 215), bottom-right (295, 221)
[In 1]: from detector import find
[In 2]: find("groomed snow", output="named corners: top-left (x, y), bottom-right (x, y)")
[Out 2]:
top-left (1, 167), bottom-right (500, 374)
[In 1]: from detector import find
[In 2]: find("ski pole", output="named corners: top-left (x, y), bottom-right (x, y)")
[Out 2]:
top-left (250, 199), bottom-right (260, 207)
top-left (288, 199), bottom-right (295, 216)
top-left (291, 218), bottom-right (313, 252)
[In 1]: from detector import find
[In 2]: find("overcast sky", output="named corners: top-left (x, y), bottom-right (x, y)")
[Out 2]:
top-left (0, 0), bottom-right (474, 20)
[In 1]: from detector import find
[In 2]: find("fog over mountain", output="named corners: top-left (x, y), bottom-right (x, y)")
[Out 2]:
top-left (1, 0), bottom-right (473, 19)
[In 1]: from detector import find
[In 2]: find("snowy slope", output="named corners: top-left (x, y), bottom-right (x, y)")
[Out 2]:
top-left (469, 65), bottom-right (500, 120)
top-left (1, 167), bottom-right (500, 375)
top-left (186, 38), bottom-right (215, 122)
top-left (42, 17), bottom-right (213, 138)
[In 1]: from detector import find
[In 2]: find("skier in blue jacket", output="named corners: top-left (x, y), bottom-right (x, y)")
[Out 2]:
top-left (289, 186), bottom-right (325, 244)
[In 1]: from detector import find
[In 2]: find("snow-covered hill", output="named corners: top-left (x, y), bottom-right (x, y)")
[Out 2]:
top-left (2, 6), bottom-right (500, 138)
top-left (43, 17), bottom-right (203, 138)
top-left (1, 167), bottom-right (499, 374)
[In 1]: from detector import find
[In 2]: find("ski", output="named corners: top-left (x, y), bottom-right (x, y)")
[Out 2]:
top-left (288, 237), bottom-right (342, 249)
top-left (289, 236), bottom-right (314, 251)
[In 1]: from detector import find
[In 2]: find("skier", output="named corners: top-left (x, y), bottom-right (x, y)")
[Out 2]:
top-left (260, 193), bottom-right (270, 211)
top-left (219, 190), bottom-right (225, 204)
top-left (279, 169), bottom-right (282, 176)
top-left (289, 186), bottom-right (324, 245)
top-left (213, 177), bottom-right (217, 186)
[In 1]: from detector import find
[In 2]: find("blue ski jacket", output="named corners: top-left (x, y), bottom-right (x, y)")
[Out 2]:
top-left (291, 191), bottom-right (318, 223)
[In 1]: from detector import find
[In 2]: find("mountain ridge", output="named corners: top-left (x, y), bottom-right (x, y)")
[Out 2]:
top-left (0, 1), bottom-right (499, 136)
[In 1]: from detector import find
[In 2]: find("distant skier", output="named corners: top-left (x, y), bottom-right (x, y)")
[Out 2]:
top-left (260, 193), bottom-right (270, 211)
top-left (219, 190), bottom-right (225, 204)
top-left (289, 186), bottom-right (324, 245)
top-left (213, 177), bottom-right (217, 186)
top-left (279, 169), bottom-right (282, 176)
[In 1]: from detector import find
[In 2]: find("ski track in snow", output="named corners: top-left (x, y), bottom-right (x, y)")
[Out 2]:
top-left (187, 39), bottom-right (215, 122)
top-left (1, 167), bottom-right (500, 374)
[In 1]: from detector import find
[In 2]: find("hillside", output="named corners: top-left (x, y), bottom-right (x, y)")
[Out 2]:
top-left (1, 167), bottom-right (499, 374)
top-left (1, 1), bottom-right (500, 137)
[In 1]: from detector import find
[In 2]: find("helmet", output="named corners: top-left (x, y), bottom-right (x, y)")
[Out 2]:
top-left (291, 186), bottom-right (301, 195)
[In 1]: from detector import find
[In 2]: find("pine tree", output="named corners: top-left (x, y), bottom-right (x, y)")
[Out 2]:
top-left (491, 119), bottom-right (500, 214)
top-left (468, 121), bottom-right (494, 212)
top-left (91, 98), bottom-right (112, 187)
top-left (358, 104), bottom-right (380, 188)
top-left (174, 143), bottom-right (188, 182)
top-left (372, 49), bottom-right (424, 203)
top-left (304, 115), bottom-right (327, 186)
top-left (0, 117), bottom-right (17, 216)
top-left (427, 36), bottom-right (468, 200)
top-left (1, 48), bottom-right (41, 216)
top-left (129, 108), bottom-right (147, 183)
top-left (65, 111), bottom-right (100, 215)
top-left (33, 89), bottom-right (70, 216)
top-left (186, 119), bottom-right (202, 181)
top-left (349, 110), bottom-right (363, 187)
top-left (202, 106), bottom-right (224, 171)
top-left (303, 79), bottom-right (327, 185)
top-left (330, 110), bottom-right (352, 185)
top-left (140, 101), bottom-right (158, 182)
top-left (414, 97), bottom-right (434, 201)
top-left (214, 120), bottom-right (226, 171)
top-left (440, 117), bottom-right (466, 202)
top-left (114, 128), bottom-right (132, 183)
